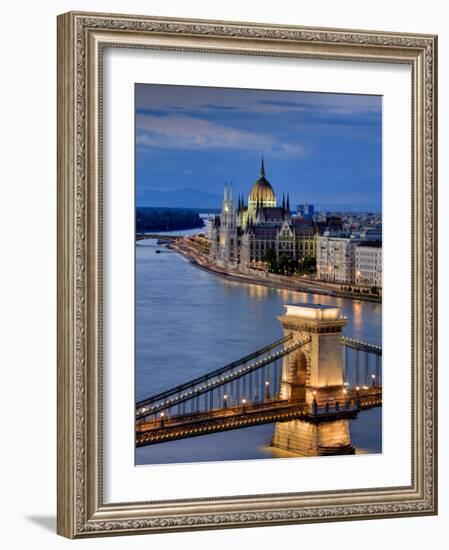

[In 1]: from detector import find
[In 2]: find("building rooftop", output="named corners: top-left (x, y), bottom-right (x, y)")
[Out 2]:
top-left (249, 226), bottom-right (279, 237)
top-left (258, 207), bottom-right (285, 220)
top-left (356, 240), bottom-right (382, 248)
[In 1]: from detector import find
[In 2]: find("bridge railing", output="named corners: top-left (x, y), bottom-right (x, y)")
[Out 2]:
top-left (137, 397), bottom-right (294, 432)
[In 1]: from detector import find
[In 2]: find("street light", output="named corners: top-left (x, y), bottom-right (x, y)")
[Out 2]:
top-left (355, 387), bottom-right (361, 409)
top-left (223, 394), bottom-right (228, 411)
top-left (312, 390), bottom-right (318, 414)
top-left (371, 374), bottom-right (376, 387)
top-left (242, 398), bottom-right (247, 413)
top-left (343, 388), bottom-right (349, 409)
top-left (265, 380), bottom-right (271, 400)
top-left (160, 412), bottom-right (165, 428)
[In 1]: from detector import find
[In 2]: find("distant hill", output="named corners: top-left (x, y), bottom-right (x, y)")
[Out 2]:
top-left (138, 187), bottom-right (222, 209)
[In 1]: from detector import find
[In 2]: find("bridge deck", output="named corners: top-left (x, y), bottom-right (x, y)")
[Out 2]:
top-left (136, 387), bottom-right (382, 447)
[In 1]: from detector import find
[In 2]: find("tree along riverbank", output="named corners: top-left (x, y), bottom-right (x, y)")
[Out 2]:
top-left (136, 207), bottom-right (204, 232)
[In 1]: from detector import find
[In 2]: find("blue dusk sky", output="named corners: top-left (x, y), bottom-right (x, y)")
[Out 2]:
top-left (135, 84), bottom-right (382, 211)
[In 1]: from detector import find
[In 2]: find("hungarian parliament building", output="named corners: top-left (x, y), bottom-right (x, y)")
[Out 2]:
top-left (209, 159), bottom-right (382, 288)
top-left (209, 158), bottom-right (318, 272)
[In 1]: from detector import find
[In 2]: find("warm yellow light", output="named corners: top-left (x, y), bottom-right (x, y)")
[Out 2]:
top-left (223, 394), bottom-right (228, 400)
top-left (160, 412), bottom-right (165, 417)
top-left (242, 399), bottom-right (247, 404)
top-left (285, 304), bottom-right (341, 321)
top-left (356, 386), bottom-right (360, 391)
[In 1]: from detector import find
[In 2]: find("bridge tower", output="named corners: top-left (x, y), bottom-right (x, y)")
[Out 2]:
top-left (272, 303), bottom-right (355, 456)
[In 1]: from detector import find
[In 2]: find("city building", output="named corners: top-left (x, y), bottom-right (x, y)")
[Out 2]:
top-left (205, 217), bottom-right (215, 240)
top-left (355, 241), bottom-right (382, 287)
top-left (297, 203), bottom-right (315, 220)
top-left (210, 159), bottom-right (318, 272)
top-left (316, 233), bottom-right (382, 288)
top-left (316, 231), bottom-right (359, 284)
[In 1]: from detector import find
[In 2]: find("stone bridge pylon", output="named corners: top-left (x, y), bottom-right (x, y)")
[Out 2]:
top-left (272, 303), bottom-right (355, 456)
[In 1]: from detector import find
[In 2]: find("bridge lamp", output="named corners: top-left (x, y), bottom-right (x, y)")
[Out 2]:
top-left (223, 394), bottom-right (228, 410)
top-left (343, 388), bottom-right (349, 409)
top-left (242, 398), bottom-right (247, 411)
top-left (265, 380), bottom-right (271, 400)
top-left (371, 374), bottom-right (376, 386)
top-left (160, 412), bottom-right (165, 427)
top-left (312, 390), bottom-right (318, 414)
top-left (355, 386), bottom-right (360, 392)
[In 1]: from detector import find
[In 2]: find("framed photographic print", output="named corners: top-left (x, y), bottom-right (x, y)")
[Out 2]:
top-left (57, 11), bottom-right (438, 538)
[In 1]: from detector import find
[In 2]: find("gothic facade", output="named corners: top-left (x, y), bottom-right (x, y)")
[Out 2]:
top-left (209, 160), bottom-right (318, 272)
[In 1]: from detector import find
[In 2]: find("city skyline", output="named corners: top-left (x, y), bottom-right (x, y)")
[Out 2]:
top-left (136, 84), bottom-right (382, 211)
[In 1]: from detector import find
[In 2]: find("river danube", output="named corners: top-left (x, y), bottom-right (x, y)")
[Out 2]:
top-left (136, 231), bottom-right (382, 465)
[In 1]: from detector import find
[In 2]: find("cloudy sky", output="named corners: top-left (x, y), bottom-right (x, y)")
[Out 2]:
top-left (135, 84), bottom-right (382, 211)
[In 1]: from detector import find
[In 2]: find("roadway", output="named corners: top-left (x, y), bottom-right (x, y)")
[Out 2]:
top-left (136, 388), bottom-right (382, 447)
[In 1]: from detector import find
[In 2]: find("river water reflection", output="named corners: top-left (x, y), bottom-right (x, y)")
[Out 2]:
top-left (136, 233), bottom-right (382, 465)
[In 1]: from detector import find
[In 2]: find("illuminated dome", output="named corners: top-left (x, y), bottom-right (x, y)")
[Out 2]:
top-left (248, 158), bottom-right (276, 204)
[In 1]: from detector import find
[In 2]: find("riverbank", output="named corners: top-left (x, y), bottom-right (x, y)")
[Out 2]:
top-left (170, 241), bottom-right (381, 304)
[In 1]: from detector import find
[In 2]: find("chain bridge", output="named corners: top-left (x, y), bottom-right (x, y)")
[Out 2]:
top-left (136, 303), bottom-right (382, 456)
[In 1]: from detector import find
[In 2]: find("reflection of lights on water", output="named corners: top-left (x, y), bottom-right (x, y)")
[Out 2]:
top-left (247, 285), bottom-right (269, 299)
top-left (352, 300), bottom-right (363, 328)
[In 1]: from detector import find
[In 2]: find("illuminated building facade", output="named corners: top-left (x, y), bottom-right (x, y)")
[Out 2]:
top-left (210, 159), bottom-right (317, 271)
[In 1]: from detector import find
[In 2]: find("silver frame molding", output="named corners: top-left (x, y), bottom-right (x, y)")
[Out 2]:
top-left (57, 11), bottom-right (438, 538)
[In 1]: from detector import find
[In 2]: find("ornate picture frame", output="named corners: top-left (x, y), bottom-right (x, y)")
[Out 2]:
top-left (57, 11), bottom-right (437, 538)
